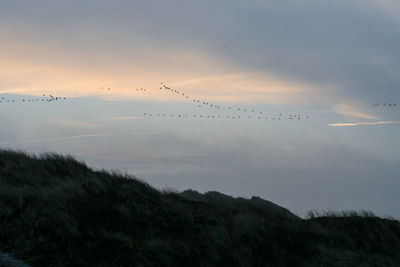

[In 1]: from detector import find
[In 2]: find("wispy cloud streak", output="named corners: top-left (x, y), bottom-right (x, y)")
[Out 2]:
top-left (329, 121), bottom-right (399, 127)
top-left (333, 103), bottom-right (379, 120)
top-left (107, 116), bottom-right (138, 121)
top-left (0, 133), bottom-right (117, 145)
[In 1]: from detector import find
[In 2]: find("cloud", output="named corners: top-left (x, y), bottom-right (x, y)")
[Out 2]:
top-left (50, 117), bottom-right (138, 128)
top-left (0, 37), bottom-right (322, 105)
top-left (3, 0), bottom-right (400, 106)
top-left (368, 0), bottom-right (400, 22)
top-left (107, 116), bottom-right (138, 121)
top-left (52, 119), bottom-right (102, 128)
top-left (167, 71), bottom-right (325, 104)
top-left (0, 133), bottom-right (117, 145)
top-left (333, 103), bottom-right (379, 120)
top-left (328, 121), bottom-right (399, 127)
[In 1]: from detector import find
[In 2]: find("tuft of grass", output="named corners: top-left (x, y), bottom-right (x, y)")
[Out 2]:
top-left (305, 209), bottom-right (381, 219)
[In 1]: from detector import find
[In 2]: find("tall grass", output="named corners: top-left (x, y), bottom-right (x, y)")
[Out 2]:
top-left (1, 149), bottom-right (400, 266)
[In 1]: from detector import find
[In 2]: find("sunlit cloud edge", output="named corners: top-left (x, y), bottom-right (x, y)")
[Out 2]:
top-left (328, 121), bottom-right (399, 127)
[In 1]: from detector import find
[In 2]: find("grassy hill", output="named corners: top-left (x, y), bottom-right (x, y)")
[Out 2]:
top-left (0, 149), bottom-right (400, 266)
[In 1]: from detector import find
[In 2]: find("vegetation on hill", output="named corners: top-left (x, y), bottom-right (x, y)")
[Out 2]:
top-left (1, 149), bottom-right (400, 266)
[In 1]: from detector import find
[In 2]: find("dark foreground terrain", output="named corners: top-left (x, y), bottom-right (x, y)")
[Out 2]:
top-left (0, 150), bottom-right (399, 266)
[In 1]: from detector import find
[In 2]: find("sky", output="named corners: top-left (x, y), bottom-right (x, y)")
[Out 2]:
top-left (1, 0), bottom-right (400, 217)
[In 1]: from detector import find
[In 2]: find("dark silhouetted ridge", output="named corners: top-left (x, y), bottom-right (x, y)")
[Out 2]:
top-left (0, 149), bottom-right (399, 266)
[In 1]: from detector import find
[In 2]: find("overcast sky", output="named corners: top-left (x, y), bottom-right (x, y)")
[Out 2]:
top-left (1, 0), bottom-right (400, 217)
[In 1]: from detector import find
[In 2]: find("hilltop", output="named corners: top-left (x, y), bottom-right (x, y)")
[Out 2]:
top-left (0, 149), bottom-right (400, 266)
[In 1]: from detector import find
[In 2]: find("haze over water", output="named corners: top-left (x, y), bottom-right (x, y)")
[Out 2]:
top-left (1, 0), bottom-right (399, 217)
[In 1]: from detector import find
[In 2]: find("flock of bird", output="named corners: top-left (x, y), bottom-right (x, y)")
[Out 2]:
top-left (0, 83), bottom-right (312, 122)
top-left (140, 82), bottom-right (311, 121)
top-left (0, 94), bottom-right (67, 104)
top-left (160, 82), bottom-right (222, 109)
top-left (143, 112), bottom-right (308, 121)
top-left (372, 103), bottom-right (397, 108)
top-left (2, 84), bottom-right (398, 124)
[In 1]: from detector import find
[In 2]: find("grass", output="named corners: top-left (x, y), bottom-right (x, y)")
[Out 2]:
top-left (0, 149), bottom-right (400, 266)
